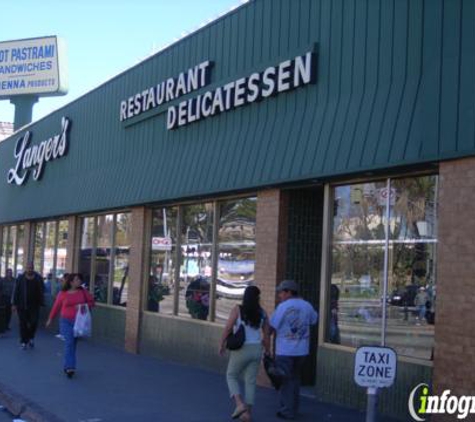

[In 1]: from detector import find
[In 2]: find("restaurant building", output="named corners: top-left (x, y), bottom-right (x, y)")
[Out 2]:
top-left (0, 1), bottom-right (474, 419)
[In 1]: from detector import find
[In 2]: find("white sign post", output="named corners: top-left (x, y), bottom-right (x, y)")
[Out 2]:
top-left (355, 346), bottom-right (397, 422)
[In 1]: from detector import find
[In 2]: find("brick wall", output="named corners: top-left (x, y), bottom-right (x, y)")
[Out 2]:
top-left (433, 158), bottom-right (475, 420)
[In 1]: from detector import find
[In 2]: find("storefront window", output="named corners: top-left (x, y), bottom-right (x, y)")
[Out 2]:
top-left (113, 213), bottom-right (131, 307)
top-left (215, 198), bottom-right (257, 323)
top-left (79, 217), bottom-right (95, 289)
top-left (0, 225), bottom-right (25, 277)
top-left (56, 220), bottom-right (69, 284)
top-left (44, 221), bottom-right (56, 278)
top-left (32, 219), bottom-right (69, 301)
top-left (148, 207), bottom-right (178, 314)
top-left (327, 176), bottom-right (438, 360)
top-left (16, 225), bottom-right (25, 275)
top-left (95, 214), bottom-right (114, 303)
top-left (80, 212), bottom-right (131, 307)
top-left (179, 203), bottom-right (213, 320)
top-left (1, 227), bottom-right (7, 276)
top-left (34, 223), bottom-right (45, 273)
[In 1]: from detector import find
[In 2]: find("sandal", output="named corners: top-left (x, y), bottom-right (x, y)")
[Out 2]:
top-left (231, 405), bottom-right (247, 419)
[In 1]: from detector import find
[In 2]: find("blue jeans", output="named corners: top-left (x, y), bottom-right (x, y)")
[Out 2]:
top-left (60, 318), bottom-right (77, 370)
top-left (275, 355), bottom-right (305, 418)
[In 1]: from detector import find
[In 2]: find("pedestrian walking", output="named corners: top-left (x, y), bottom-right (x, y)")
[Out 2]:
top-left (219, 285), bottom-right (270, 422)
top-left (0, 268), bottom-right (16, 331)
top-left (270, 280), bottom-right (318, 420)
top-left (11, 263), bottom-right (44, 349)
top-left (46, 273), bottom-right (94, 378)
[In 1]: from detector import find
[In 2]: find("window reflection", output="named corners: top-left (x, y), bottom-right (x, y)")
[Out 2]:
top-left (148, 207), bottom-right (177, 314)
top-left (0, 225), bottom-right (25, 277)
top-left (113, 213), bottom-right (131, 307)
top-left (79, 213), bottom-right (130, 307)
top-left (216, 198), bottom-right (256, 323)
top-left (94, 215), bottom-right (113, 303)
top-left (180, 203), bottom-right (213, 320)
top-left (328, 176), bottom-right (438, 360)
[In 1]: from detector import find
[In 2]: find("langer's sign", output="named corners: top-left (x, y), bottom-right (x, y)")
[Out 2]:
top-left (7, 117), bottom-right (71, 186)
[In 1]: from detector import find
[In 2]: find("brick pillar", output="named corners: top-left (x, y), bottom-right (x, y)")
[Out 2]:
top-left (125, 206), bottom-right (151, 354)
top-left (433, 158), bottom-right (475, 421)
top-left (255, 189), bottom-right (289, 386)
top-left (255, 189), bottom-right (289, 314)
top-left (65, 216), bottom-right (79, 273)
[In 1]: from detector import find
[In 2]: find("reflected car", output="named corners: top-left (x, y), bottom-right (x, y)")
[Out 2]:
top-left (389, 284), bottom-right (420, 307)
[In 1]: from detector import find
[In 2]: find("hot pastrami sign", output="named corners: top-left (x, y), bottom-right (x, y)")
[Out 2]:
top-left (7, 117), bottom-right (70, 186)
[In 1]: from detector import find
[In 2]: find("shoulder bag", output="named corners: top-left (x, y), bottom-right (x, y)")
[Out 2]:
top-left (226, 306), bottom-right (245, 350)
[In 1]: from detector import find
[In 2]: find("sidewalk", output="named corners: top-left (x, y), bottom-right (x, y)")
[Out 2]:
top-left (0, 327), bottom-right (399, 422)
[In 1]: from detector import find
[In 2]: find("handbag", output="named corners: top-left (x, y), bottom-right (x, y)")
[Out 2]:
top-left (263, 354), bottom-right (284, 390)
top-left (225, 306), bottom-right (245, 350)
top-left (73, 290), bottom-right (92, 338)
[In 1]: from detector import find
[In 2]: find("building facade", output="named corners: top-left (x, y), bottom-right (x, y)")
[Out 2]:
top-left (0, 1), bottom-right (474, 420)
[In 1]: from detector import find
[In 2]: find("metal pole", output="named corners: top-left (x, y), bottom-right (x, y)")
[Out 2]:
top-left (10, 95), bottom-right (38, 131)
top-left (366, 387), bottom-right (378, 422)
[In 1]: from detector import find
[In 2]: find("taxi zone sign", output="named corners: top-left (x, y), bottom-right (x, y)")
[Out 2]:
top-left (354, 346), bottom-right (397, 388)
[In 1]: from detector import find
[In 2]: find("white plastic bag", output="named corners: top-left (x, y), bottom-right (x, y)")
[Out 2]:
top-left (73, 304), bottom-right (92, 338)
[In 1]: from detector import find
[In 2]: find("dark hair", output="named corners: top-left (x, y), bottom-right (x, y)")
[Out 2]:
top-left (61, 273), bottom-right (75, 291)
top-left (241, 285), bottom-right (262, 329)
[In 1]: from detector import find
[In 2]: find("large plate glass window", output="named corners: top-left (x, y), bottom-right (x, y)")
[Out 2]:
top-left (0, 224), bottom-right (25, 277)
top-left (327, 175), bottom-right (438, 361)
top-left (113, 213), bottom-right (131, 307)
top-left (79, 212), bottom-right (131, 307)
top-left (215, 198), bottom-right (256, 323)
top-left (148, 207), bottom-right (178, 314)
top-left (179, 203), bottom-right (213, 320)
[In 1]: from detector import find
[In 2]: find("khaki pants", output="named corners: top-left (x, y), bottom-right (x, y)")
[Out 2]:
top-left (226, 343), bottom-right (262, 405)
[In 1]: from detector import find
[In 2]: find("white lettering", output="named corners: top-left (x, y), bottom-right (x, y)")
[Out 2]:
top-left (167, 106), bottom-right (177, 130)
top-left (7, 117), bottom-right (71, 185)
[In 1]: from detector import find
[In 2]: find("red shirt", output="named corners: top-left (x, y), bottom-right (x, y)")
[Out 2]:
top-left (49, 288), bottom-right (95, 322)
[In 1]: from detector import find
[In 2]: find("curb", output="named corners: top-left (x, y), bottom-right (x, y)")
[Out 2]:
top-left (0, 381), bottom-right (64, 422)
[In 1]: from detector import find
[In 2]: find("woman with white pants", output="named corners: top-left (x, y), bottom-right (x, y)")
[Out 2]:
top-left (219, 286), bottom-right (270, 421)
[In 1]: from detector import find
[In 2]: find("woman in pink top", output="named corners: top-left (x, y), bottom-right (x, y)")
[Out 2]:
top-left (46, 273), bottom-right (94, 378)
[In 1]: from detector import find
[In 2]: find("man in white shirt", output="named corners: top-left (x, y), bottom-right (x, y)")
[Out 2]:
top-left (270, 280), bottom-right (318, 420)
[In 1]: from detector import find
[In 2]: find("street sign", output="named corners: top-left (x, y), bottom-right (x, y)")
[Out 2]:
top-left (377, 187), bottom-right (396, 206)
top-left (354, 346), bottom-right (397, 388)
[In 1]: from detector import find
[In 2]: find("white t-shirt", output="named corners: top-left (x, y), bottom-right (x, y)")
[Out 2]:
top-left (270, 297), bottom-right (318, 356)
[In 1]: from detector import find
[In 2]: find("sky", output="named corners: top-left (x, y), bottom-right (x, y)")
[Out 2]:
top-left (0, 0), bottom-right (247, 124)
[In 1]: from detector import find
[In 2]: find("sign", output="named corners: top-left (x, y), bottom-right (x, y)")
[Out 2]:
top-left (119, 46), bottom-right (317, 130)
top-left (7, 117), bottom-right (71, 186)
top-left (354, 346), bottom-right (397, 388)
top-left (151, 237), bottom-right (172, 251)
top-left (377, 187), bottom-right (396, 206)
top-left (0, 36), bottom-right (68, 98)
top-left (166, 50), bottom-right (316, 130)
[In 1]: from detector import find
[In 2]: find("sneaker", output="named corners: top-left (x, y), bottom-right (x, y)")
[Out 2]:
top-left (20, 343), bottom-right (27, 350)
top-left (28, 339), bottom-right (35, 349)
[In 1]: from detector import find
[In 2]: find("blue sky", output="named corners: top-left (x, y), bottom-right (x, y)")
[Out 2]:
top-left (0, 0), bottom-right (245, 124)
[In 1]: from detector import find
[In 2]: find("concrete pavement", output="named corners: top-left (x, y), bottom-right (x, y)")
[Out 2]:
top-left (0, 326), bottom-right (400, 422)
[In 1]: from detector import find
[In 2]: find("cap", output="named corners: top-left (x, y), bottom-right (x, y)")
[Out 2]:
top-left (276, 280), bottom-right (299, 293)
